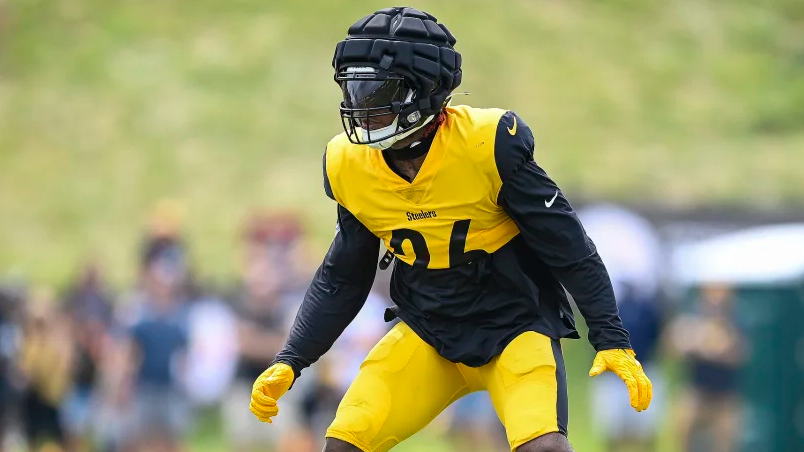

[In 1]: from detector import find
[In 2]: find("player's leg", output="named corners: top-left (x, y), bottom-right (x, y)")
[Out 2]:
top-left (323, 437), bottom-right (363, 452)
top-left (480, 331), bottom-right (572, 452)
top-left (516, 432), bottom-right (573, 452)
top-left (325, 322), bottom-right (470, 452)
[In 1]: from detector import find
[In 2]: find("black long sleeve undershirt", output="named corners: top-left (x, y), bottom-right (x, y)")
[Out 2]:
top-left (273, 204), bottom-right (379, 379)
top-left (496, 111), bottom-right (630, 351)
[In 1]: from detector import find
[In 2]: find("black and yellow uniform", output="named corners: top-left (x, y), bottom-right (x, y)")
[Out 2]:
top-left (275, 105), bottom-right (630, 451)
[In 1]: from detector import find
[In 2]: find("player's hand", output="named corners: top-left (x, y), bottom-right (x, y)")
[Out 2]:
top-left (589, 349), bottom-right (652, 412)
top-left (250, 362), bottom-right (295, 423)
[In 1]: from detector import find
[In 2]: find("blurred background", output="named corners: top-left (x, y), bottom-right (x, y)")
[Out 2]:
top-left (1, 0), bottom-right (803, 451)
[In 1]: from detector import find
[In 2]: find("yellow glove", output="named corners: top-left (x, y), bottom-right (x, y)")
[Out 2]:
top-left (250, 363), bottom-right (295, 423)
top-left (589, 349), bottom-right (652, 412)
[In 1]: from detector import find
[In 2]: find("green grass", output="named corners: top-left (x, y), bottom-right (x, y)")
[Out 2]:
top-left (1, 0), bottom-right (803, 284)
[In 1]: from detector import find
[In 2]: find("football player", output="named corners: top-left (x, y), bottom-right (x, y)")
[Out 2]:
top-left (250, 7), bottom-right (653, 452)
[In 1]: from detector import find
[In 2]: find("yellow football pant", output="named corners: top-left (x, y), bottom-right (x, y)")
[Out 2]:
top-left (326, 323), bottom-right (568, 452)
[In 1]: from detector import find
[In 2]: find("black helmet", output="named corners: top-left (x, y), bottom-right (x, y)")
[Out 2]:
top-left (333, 7), bottom-right (462, 149)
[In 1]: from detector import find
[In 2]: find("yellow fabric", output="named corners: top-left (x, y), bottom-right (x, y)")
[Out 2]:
top-left (19, 334), bottom-right (73, 405)
top-left (325, 105), bottom-right (521, 269)
top-left (326, 323), bottom-right (560, 452)
top-left (588, 349), bottom-right (653, 411)
top-left (250, 362), bottom-right (295, 423)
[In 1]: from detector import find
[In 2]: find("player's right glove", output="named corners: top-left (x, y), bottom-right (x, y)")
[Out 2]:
top-left (250, 362), bottom-right (295, 423)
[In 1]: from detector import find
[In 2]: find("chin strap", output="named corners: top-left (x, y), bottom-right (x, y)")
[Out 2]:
top-left (386, 112), bottom-right (444, 161)
top-left (386, 143), bottom-right (430, 161)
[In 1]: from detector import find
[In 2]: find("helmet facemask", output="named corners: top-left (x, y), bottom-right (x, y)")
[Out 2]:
top-left (337, 67), bottom-right (435, 150)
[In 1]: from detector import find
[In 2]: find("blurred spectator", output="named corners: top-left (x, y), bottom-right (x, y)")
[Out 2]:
top-left (242, 209), bottom-right (313, 294)
top-left (145, 199), bottom-right (185, 243)
top-left (444, 392), bottom-right (507, 452)
top-left (0, 283), bottom-right (25, 450)
top-left (591, 281), bottom-right (663, 452)
top-left (60, 261), bottom-right (115, 452)
top-left (181, 296), bottom-right (237, 408)
top-left (143, 199), bottom-right (203, 300)
top-left (18, 288), bottom-right (74, 452)
top-left (303, 291), bottom-right (392, 444)
top-left (323, 292), bottom-right (390, 395)
top-left (63, 261), bottom-right (114, 326)
top-left (667, 283), bottom-right (747, 452)
top-left (579, 204), bottom-right (666, 452)
top-left (117, 237), bottom-right (191, 452)
top-left (222, 211), bottom-right (312, 452)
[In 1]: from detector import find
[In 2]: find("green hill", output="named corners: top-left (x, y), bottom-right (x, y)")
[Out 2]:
top-left (1, 0), bottom-right (803, 283)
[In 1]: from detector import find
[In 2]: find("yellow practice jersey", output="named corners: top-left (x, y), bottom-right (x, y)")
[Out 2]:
top-left (272, 103), bottom-right (626, 369)
top-left (325, 105), bottom-right (520, 269)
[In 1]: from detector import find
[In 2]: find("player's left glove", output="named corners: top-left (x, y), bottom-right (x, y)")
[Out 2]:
top-left (589, 349), bottom-right (652, 412)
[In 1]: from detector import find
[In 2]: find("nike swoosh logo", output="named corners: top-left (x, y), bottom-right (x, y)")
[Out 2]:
top-left (507, 116), bottom-right (517, 135)
top-left (545, 190), bottom-right (558, 208)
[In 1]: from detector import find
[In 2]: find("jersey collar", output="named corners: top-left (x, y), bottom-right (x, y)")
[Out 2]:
top-left (370, 113), bottom-right (452, 192)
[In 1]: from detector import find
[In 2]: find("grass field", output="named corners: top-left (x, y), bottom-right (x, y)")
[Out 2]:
top-left (1, 0), bottom-right (803, 285)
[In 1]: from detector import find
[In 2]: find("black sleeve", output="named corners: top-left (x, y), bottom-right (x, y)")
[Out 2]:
top-left (273, 204), bottom-right (380, 380)
top-left (495, 111), bottom-right (631, 351)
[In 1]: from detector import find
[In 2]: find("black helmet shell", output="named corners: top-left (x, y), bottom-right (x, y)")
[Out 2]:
top-left (333, 7), bottom-right (462, 117)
